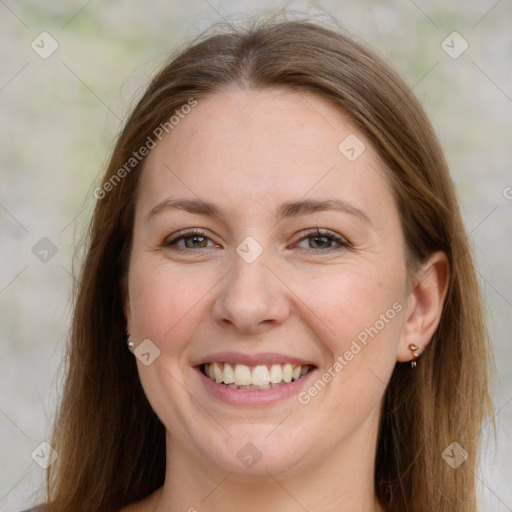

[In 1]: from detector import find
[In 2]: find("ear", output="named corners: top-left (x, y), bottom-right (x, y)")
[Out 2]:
top-left (397, 251), bottom-right (450, 363)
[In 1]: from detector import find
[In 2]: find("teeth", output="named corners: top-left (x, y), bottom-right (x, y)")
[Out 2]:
top-left (269, 364), bottom-right (282, 383)
top-left (282, 363), bottom-right (293, 383)
top-left (234, 364), bottom-right (252, 385)
top-left (223, 363), bottom-right (235, 384)
top-left (252, 365), bottom-right (270, 386)
top-left (203, 362), bottom-right (311, 389)
top-left (213, 362), bottom-right (223, 383)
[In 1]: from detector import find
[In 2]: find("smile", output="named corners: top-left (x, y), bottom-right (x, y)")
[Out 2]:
top-left (202, 362), bottom-right (313, 390)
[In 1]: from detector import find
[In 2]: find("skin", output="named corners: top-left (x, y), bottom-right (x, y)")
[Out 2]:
top-left (122, 87), bottom-right (448, 512)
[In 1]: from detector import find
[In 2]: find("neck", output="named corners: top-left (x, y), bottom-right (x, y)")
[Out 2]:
top-left (154, 417), bottom-right (384, 512)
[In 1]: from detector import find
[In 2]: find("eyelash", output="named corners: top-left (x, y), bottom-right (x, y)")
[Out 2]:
top-left (295, 228), bottom-right (350, 252)
top-left (163, 228), bottom-right (350, 253)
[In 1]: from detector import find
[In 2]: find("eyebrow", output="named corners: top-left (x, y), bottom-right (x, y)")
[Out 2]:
top-left (278, 198), bottom-right (370, 223)
top-left (145, 198), bottom-right (220, 223)
top-left (145, 198), bottom-right (370, 224)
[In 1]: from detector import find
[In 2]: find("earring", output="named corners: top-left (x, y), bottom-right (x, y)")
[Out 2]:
top-left (408, 343), bottom-right (420, 368)
top-left (126, 331), bottom-right (135, 351)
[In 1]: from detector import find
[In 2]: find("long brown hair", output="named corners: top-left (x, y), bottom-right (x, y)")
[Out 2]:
top-left (45, 17), bottom-right (492, 512)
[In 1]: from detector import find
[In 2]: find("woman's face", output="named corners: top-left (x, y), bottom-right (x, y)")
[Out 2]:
top-left (125, 88), bottom-right (412, 478)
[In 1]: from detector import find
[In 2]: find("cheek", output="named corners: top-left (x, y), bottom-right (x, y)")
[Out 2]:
top-left (290, 262), bottom-right (406, 406)
top-left (294, 263), bottom-right (404, 347)
top-left (127, 259), bottom-right (210, 346)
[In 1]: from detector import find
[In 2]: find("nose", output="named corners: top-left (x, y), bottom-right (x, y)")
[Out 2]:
top-left (211, 254), bottom-right (291, 334)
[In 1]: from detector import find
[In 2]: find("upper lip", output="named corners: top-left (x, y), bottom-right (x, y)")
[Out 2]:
top-left (191, 351), bottom-right (317, 368)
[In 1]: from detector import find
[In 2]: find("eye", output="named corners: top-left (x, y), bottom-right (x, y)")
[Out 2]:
top-left (163, 230), bottom-right (218, 250)
top-left (294, 229), bottom-right (350, 252)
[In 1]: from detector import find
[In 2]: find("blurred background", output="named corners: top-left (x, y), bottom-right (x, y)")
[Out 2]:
top-left (1, 1), bottom-right (511, 510)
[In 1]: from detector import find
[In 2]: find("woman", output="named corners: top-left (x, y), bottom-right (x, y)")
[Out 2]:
top-left (30, 17), bottom-right (492, 512)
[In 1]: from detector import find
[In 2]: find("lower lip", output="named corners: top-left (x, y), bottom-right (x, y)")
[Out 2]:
top-left (194, 366), bottom-right (318, 406)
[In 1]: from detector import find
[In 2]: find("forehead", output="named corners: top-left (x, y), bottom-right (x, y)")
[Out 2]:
top-left (137, 87), bottom-right (396, 226)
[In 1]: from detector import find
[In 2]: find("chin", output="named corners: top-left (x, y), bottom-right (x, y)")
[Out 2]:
top-left (190, 423), bottom-right (314, 478)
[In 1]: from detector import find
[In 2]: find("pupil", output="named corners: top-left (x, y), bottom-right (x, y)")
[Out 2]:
top-left (312, 236), bottom-right (330, 249)
top-left (186, 236), bottom-right (206, 248)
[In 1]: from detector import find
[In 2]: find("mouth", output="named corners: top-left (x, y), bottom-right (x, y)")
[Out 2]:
top-left (200, 362), bottom-right (314, 390)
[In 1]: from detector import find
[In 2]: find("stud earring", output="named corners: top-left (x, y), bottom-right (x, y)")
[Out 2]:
top-left (408, 343), bottom-right (420, 368)
top-left (126, 331), bottom-right (135, 351)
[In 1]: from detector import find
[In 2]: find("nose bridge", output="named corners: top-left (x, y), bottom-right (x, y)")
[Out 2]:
top-left (231, 252), bottom-right (272, 296)
top-left (212, 247), bottom-right (290, 332)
